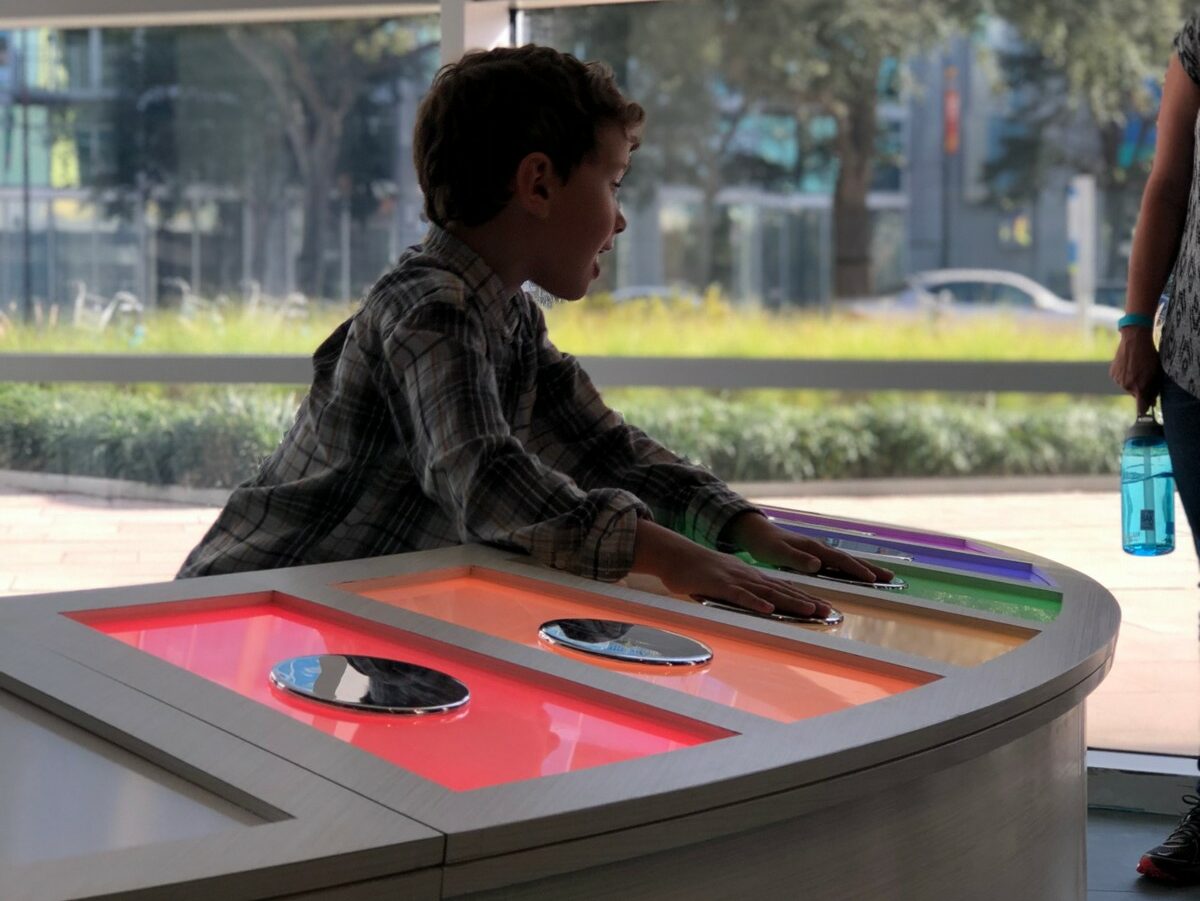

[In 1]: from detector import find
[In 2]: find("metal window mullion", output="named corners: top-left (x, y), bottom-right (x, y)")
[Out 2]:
top-left (0, 354), bottom-right (1121, 394)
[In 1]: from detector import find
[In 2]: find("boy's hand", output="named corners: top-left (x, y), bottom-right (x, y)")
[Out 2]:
top-left (724, 512), bottom-right (895, 585)
top-left (632, 519), bottom-right (836, 619)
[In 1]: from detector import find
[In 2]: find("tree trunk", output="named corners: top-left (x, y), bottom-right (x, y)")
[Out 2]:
top-left (833, 88), bottom-right (878, 299)
top-left (698, 106), bottom-right (747, 294)
top-left (296, 128), bottom-right (340, 297)
top-left (698, 175), bottom-right (720, 290)
top-left (1098, 121), bottom-right (1151, 282)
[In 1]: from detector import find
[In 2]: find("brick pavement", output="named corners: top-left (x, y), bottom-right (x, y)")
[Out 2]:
top-left (0, 486), bottom-right (1195, 757)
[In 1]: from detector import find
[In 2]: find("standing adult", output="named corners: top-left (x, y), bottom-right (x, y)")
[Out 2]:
top-left (1110, 12), bottom-right (1200, 887)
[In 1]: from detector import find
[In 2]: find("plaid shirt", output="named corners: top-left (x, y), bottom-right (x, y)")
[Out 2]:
top-left (178, 226), bottom-right (756, 581)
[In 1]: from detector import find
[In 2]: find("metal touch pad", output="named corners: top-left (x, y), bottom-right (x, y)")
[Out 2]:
top-left (816, 571), bottom-right (908, 591)
top-left (269, 654), bottom-right (469, 714)
top-left (696, 597), bottom-right (844, 626)
top-left (538, 619), bottom-right (712, 666)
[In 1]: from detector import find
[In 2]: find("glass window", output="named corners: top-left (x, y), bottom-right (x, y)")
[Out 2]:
top-left (0, 1), bottom-right (1187, 762)
top-left (0, 18), bottom-right (439, 326)
top-left (523, 3), bottom-right (905, 309)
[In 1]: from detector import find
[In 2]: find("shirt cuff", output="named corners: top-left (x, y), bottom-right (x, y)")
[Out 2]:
top-left (575, 488), bottom-right (651, 582)
top-left (678, 484), bottom-right (761, 552)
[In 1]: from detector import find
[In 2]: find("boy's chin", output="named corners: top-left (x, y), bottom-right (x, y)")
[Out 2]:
top-left (528, 279), bottom-right (588, 304)
top-left (525, 283), bottom-right (568, 308)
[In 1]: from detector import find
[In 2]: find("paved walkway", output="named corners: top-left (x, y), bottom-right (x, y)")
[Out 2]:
top-left (0, 486), bottom-right (1195, 757)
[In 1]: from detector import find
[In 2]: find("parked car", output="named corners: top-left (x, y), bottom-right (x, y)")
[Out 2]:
top-left (845, 268), bottom-right (1122, 329)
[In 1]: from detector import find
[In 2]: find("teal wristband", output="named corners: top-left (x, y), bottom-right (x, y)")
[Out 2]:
top-left (1118, 313), bottom-right (1154, 329)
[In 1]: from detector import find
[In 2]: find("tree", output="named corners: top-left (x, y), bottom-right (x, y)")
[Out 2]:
top-left (543, 0), bottom-right (1180, 300)
top-left (711, 0), bottom-right (991, 298)
top-left (532, 2), bottom-right (802, 291)
top-left (981, 0), bottom-right (1182, 279)
top-left (95, 20), bottom-right (437, 299)
top-left (543, 0), bottom-right (984, 299)
top-left (97, 26), bottom-right (301, 295)
top-left (224, 21), bottom-right (437, 296)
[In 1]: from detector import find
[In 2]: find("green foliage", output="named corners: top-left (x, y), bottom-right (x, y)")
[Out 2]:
top-left (0, 302), bottom-right (358, 354)
top-left (615, 393), bottom-right (1124, 481)
top-left (0, 295), bottom-right (1124, 487)
top-left (544, 295), bottom-right (1117, 360)
top-left (539, 0), bottom-right (1178, 296)
top-left (0, 297), bottom-right (1119, 360)
top-left (994, 0), bottom-right (1181, 124)
top-left (0, 384), bottom-right (1125, 488)
top-left (0, 386), bottom-right (294, 487)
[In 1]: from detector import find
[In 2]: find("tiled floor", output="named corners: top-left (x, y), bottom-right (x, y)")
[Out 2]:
top-left (0, 490), bottom-right (214, 593)
top-left (1089, 808), bottom-right (1200, 898)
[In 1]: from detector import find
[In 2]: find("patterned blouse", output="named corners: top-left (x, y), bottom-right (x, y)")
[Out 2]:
top-left (1163, 15), bottom-right (1200, 396)
top-left (178, 226), bottom-right (755, 581)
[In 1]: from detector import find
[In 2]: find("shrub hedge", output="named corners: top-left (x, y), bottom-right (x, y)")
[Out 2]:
top-left (0, 384), bottom-right (1126, 488)
top-left (617, 395), bottom-right (1126, 481)
top-left (0, 386), bottom-right (294, 488)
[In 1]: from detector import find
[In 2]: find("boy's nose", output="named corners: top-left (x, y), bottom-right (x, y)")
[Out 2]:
top-left (614, 208), bottom-right (627, 235)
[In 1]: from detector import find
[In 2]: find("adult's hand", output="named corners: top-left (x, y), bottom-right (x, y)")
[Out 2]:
top-left (724, 511), bottom-right (895, 585)
top-left (1110, 327), bottom-right (1161, 413)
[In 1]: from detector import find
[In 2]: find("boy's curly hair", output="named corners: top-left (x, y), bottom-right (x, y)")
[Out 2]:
top-left (414, 45), bottom-right (645, 228)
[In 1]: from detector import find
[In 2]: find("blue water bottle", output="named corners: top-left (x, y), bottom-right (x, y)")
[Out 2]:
top-left (1120, 410), bottom-right (1175, 556)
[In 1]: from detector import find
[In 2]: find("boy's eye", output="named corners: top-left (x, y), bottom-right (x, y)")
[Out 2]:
top-left (612, 181), bottom-right (623, 192)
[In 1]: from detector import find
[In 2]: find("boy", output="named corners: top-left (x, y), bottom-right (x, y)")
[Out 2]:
top-left (179, 45), bottom-right (891, 618)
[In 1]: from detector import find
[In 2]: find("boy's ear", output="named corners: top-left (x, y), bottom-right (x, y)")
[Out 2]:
top-left (512, 151), bottom-right (556, 219)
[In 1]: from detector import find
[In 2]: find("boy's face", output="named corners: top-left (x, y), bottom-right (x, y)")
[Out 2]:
top-left (532, 123), bottom-right (632, 301)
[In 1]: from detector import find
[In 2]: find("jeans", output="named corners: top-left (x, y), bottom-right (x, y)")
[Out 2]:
top-left (1161, 374), bottom-right (1200, 775)
top-left (1162, 373), bottom-right (1200, 565)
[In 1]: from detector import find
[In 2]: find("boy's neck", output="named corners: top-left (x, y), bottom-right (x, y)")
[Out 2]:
top-left (445, 212), bottom-right (530, 296)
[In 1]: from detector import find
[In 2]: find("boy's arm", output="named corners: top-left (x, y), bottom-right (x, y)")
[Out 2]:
top-left (529, 311), bottom-right (752, 549)
top-left (530, 312), bottom-right (893, 589)
top-left (383, 302), bottom-right (877, 614)
top-left (382, 300), bottom-right (650, 582)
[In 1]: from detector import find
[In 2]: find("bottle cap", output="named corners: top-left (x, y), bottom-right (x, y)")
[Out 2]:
top-left (1125, 412), bottom-right (1165, 441)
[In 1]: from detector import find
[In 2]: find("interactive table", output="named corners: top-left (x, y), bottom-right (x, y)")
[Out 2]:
top-left (0, 507), bottom-right (1118, 900)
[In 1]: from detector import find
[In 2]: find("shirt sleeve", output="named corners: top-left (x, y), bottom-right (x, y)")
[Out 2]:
top-left (380, 295), bottom-right (650, 582)
top-left (526, 306), bottom-right (759, 551)
top-left (1175, 15), bottom-right (1200, 86)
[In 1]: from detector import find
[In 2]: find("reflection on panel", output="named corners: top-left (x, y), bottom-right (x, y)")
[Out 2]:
top-left (882, 564), bottom-right (1060, 622)
top-left (772, 521), bottom-right (1056, 587)
top-left (621, 574), bottom-right (1031, 668)
top-left (0, 689), bottom-right (263, 866)
top-left (740, 553), bottom-right (1061, 624)
top-left (74, 595), bottom-right (731, 791)
top-left (342, 570), bottom-right (937, 723)
top-left (760, 505), bottom-right (991, 553)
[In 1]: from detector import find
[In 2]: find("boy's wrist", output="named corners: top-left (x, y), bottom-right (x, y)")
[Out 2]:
top-left (632, 519), bottom-right (690, 578)
top-left (720, 510), bottom-right (770, 551)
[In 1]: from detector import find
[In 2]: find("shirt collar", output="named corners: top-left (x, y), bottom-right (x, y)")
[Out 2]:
top-left (422, 225), bottom-right (520, 335)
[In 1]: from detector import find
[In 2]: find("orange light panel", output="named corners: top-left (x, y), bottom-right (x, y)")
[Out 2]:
top-left (342, 570), bottom-right (937, 723)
